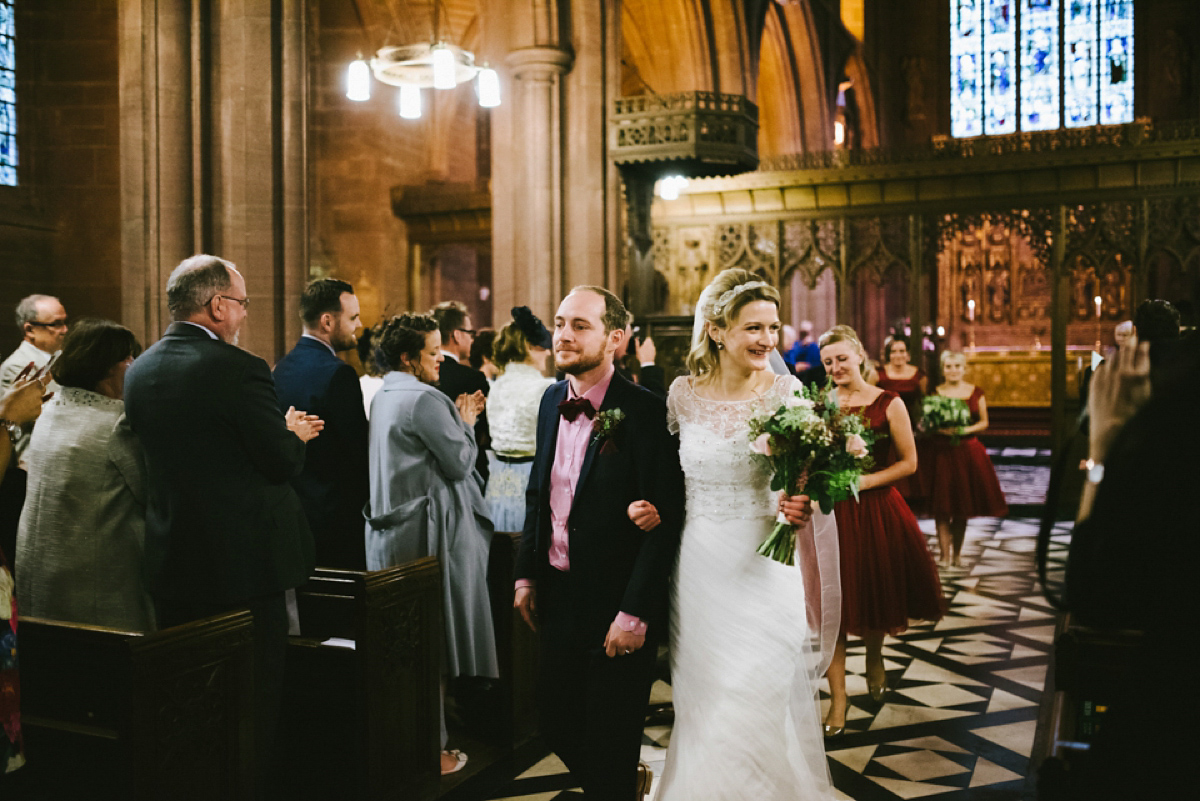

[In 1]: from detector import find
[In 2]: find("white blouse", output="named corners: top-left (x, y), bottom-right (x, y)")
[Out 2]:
top-left (486, 363), bottom-right (553, 457)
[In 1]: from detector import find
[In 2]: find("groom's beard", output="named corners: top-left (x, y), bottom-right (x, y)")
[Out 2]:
top-left (555, 344), bottom-right (606, 376)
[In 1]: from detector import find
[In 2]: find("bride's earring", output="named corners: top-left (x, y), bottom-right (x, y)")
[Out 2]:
top-left (717, 341), bottom-right (725, 350)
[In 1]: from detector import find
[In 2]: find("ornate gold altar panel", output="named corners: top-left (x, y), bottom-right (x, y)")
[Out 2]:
top-left (963, 350), bottom-right (1085, 408)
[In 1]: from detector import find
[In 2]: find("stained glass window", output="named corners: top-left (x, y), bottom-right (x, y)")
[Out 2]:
top-left (950, 0), bottom-right (1134, 138)
top-left (951, 0), bottom-right (984, 137)
top-left (1099, 0), bottom-right (1133, 125)
top-left (1064, 0), bottom-right (1098, 127)
top-left (984, 0), bottom-right (1017, 134)
top-left (1021, 0), bottom-right (1059, 131)
top-left (0, 0), bottom-right (15, 186)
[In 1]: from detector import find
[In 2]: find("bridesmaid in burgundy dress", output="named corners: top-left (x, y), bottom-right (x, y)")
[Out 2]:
top-left (875, 336), bottom-right (929, 510)
top-left (818, 326), bottom-right (945, 737)
top-left (927, 351), bottom-right (1008, 568)
top-left (875, 336), bottom-right (927, 421)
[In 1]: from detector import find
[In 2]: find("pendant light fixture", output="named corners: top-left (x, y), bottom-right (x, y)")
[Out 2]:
top-left (344, 1), bottom-right (501, 120)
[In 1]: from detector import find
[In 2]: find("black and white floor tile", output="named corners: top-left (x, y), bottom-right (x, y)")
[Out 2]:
top-left (484, 449), bottom-right (1066, 800)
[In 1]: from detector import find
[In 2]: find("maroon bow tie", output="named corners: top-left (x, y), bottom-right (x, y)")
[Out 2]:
top-left (558, 396), bottom-right (596, 422)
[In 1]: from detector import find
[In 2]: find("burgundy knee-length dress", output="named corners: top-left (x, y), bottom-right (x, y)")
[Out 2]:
top-left (926, 386), bottom-right (1008, 520)
top-left (833, 391), bottom-right (946, 636)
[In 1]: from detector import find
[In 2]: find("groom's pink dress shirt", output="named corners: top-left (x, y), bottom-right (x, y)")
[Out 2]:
top-left (516, 366), bottom-right (646, 636)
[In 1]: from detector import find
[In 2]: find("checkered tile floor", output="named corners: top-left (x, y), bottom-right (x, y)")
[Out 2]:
top-left (483, 449), bottom-right (1064, 800)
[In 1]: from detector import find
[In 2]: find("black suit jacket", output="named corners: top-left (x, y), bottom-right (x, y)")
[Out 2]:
top-left (272, 337), bottom-right (369, 569)
top-left (515, 371), bottom-right (685, 647)
top-left (437, 355), bottom-right (490, 483)
top-left (124, 323), bottom-right (314, 605)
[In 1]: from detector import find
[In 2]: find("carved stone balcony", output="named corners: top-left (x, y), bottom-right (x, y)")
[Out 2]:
top-left (610, 91), bottom-right (759, 178)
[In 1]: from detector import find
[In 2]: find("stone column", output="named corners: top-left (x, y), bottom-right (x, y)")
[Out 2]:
top-left (492, 46), bottom-right (574, 324)
top-left (120, 0), bottom-right (306, 361)
top-left (120, 0), bottom-right (195, 345)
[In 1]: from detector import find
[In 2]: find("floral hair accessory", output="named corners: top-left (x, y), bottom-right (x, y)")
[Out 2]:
top-left (704, 280), bottom-right (770, 319)
top-left (591, 408), bottom-right (626, 455)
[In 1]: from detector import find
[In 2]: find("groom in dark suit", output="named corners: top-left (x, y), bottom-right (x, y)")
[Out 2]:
top-left (515, 286), bottom-right (684, 799)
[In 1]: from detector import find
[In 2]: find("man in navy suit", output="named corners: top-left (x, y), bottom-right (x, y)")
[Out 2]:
top-left (431, 300), bottom-right (490, 485)
top-left (273, 278), bottom-right (369, 570)
top-left (515, 286), bottom-right (685, 799)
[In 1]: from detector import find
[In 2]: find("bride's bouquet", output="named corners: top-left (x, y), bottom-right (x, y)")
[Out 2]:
top-left (747, 383), bottom-right (874, 564)
top-left (920, 395), bottom-right (971, 444)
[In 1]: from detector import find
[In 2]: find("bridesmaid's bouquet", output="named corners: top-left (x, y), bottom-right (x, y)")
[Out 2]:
top-left (747, 383), bottom-right (874, 564)
top-left (920, 395), bottom-right (971, 444)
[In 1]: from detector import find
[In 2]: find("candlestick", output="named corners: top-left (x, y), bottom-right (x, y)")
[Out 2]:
top-left (1094, 295), bottom-right (1102, 319)
top-left (1094, 295), bottom-right (1103, 352)
top-left (966, 299), bottom-right (976, 350)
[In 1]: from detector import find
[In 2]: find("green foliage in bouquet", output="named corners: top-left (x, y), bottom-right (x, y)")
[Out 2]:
top-left (747, 380), bottom-right (877, 565)
top-left (920, 394), bottom-right (972, 444)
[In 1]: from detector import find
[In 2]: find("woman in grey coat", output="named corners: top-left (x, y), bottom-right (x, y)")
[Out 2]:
top-left (16, 319), bottom-right (154, 632)
top-left (365, 312), bottom-right (498, 776)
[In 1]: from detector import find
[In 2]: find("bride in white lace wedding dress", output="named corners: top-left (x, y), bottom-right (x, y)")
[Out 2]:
top-left (656, 269), bottom-right (840, 801)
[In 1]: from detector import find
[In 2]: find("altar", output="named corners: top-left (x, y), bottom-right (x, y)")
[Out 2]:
top-left (961, 348), bottom-right (1091, 408)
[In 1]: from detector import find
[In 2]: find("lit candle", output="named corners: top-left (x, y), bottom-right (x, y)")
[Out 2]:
top-left (967, 299), bottom-right (975, 322)
top-left (1094, 295), bottom-right (1102, 319)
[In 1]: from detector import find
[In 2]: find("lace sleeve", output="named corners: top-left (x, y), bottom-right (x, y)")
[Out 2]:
top-left (760, 373), bottom-right (804, 407)
top-left (666, 375), bottom-right (690, 435)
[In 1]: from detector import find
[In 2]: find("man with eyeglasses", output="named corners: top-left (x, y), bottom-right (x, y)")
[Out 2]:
top-left (124, 254), bottom-right (323, 796)
top-left (0, 295), bottom-right (67, 466)
top-left (432, 300), bottom-right (491, 486)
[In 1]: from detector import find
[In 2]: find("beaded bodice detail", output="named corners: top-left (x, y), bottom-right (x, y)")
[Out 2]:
top-left (667, 373), bottom-right (800, 522)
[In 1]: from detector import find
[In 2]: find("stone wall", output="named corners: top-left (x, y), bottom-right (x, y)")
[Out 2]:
top-left (307, 0), bottom-right (482, 330)
top-left (0, 0), bottom-right (120, 353)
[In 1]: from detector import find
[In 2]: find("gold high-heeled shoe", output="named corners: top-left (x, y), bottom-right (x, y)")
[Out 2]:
top-left (868, 680), bottom-right (889, 703)
top-left (823, 705), bottom-right (847, 737)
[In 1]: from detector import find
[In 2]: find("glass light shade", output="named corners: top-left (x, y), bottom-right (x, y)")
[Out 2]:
top-left (477, 67), bottom-right (501, 108)
top-left (656, 175), bottom-right (688, 201)
top-left (399, 84), bottom-right (422, 119)
top-left (834, 120), bottom-right (845, 145)
top-left (432, 45), bottom-right (457, 89)
top-left (347, 58), bottom-right (371, 101)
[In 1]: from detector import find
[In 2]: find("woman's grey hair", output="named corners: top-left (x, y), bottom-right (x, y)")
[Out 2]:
top-left (166, 255), bottom-right (236, 319)
top-left (14, 294), bottom-right (54, 329)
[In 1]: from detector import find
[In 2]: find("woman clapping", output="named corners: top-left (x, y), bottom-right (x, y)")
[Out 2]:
top-left (364, 313), bottom-right (498, 776)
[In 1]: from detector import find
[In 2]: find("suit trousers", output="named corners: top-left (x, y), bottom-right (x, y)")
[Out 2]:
top-left (156, 592), bottom-right (289, 801)
top-left (537, 567), bottom-right (656, 801)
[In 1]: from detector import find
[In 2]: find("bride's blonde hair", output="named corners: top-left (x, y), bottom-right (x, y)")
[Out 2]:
top-left (817, 324), bottom-right (871, 378)
top-left (686, 268), bottom-right (781, 377)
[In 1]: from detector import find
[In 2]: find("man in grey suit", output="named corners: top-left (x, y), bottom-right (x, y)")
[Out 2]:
top-left (123, 254), bottom-right (323, 792)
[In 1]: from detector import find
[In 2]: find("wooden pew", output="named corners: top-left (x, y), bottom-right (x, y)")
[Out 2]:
top-left (484, 530), bottom-right (540, 747)
top-left (281, 557), bottom-right (442, 801)
top-left (16, 611), bottom-right (255, 801)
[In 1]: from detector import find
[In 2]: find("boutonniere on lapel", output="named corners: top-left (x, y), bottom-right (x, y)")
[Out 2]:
top-left (591, 408), bottom-right (626, 455)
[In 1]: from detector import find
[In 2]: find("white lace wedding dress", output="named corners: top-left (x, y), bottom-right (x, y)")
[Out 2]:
top-left (656, 374), bottom-right (839, 801)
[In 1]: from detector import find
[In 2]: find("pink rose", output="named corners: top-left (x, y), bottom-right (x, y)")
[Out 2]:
top-left (750, 433), bottom-right (773, 456)
top-left (845, 434), bottom-right (868, 459)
